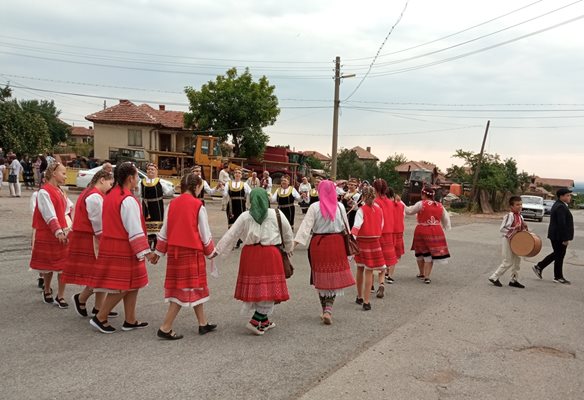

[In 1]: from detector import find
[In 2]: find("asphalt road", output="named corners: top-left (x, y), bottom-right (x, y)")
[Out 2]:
top-left (1, 190), bottom-right (582, 400)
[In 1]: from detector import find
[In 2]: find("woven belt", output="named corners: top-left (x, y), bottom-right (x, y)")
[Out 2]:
top-left (278, 203), bottom-right (295, 209)
top-left (145, 196), bottom-right (164, 202)
top-left (230, 196), bottom-right (245, 200)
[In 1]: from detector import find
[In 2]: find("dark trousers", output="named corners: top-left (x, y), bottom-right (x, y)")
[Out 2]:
top-left (538, 240), bottom-right (567, 279)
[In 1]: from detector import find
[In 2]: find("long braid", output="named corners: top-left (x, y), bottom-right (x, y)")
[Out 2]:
top-left (111, 162), bottom-right (137, 195)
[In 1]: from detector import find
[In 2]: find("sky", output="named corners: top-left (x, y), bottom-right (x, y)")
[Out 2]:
top-left (1, 0), bottom-right (584, 181)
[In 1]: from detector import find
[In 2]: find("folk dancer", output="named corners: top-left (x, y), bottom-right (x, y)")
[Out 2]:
top-left (298, 176), bottom-right (312, 214)
top-left (212, 188), bottom-right (293, 336)
top-left (261, 170), bottom-right (272, 194)
top-left (352, 187), bottom-right (386, 310)
top-left (294, 180), bottom-right (356, 325)
top-left (405, 186), bottom-right (451, 284)
top-left (342, 178), bottom-right (361, 229)
top-left (270, 174), bottom-right (301, 229)
top-left (155, 173), bottom-right (217, 340)
top-left (30, 162), bottom-right (70, 308)
top-left (246, 171), bottom-right (261, 188)
top-left (141, 163), bottom-right (164, 250)
top-left (309, 177), bottom-right (321, 205)
top-left (223, 168), bottom-right (251, 248)
top-left (192, 165), bottom-right (223, 205)
top-left (219, 163), bottom-right (231, 211)
top-left (89, 162), bottom-right (158, 334)
top-left (62, 170), bottom-right (119, 317)
top-left (390, 186), bottom-right (406, 272)
top-left (373, 179), bottom-right (398, 285)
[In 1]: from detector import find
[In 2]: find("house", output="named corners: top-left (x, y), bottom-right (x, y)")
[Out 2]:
top-left (302, 150), bottom-right (331, 167)
top-left (69, 126), bottom-right (94, 145)
top-left (86, 100), bottom-right (196, 171)
top-left (531, 177), bottom-right (574, 197)
top-left (351, 146), bottom-right (378, 162)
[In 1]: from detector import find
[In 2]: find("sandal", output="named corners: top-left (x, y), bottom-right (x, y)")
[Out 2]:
top-left (54, 297), bottom-right (69, 309)
top-left (424, 278), bottom-right (431, 284)
top-left (42, 289), bottom-right (54, 304)
top-left (157, 329), bottom-right (184, 341)
top-left (416, 274), bottom-right (425, 280)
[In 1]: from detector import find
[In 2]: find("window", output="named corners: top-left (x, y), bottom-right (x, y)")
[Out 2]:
top-left (128, 129), bottom-right (143, 146)
top-left (201, 139), bottom-right (210, 155)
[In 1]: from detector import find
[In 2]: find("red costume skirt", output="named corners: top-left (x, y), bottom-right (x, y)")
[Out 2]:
top-left (61, 231), bottom-right (97, 286)
top-left (308, 234), bottom-right (356, 290)
top-left (164, 245), bottom-right (209, 306)
top-left (355, 237), bottom-right (386, 269)
top-left (393, 232), bottom-right (405, 258)
top-left (411, 225), bottom-right (450, 260)
top-left (380, 233), bottom-right (398, 267)
top-left (234, 245), bottom-right (289, 303)
top-left (30, 229), bottom-right (68, 272)
top-left (90, 237), bottom-right (149, 291)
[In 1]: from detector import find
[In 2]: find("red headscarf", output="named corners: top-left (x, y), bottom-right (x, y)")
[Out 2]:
top-left (318, 180), bottom-right (337, 221)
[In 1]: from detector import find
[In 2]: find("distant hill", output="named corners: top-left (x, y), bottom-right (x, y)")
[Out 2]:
top-left (574, 182), bottom-right (584, 193)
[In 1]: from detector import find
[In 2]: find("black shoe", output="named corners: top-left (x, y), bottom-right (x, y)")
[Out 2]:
top-left (42, 290), bottom-right (54, 305)
top-left (385, 276), bottom-right (394, 284)
top-left (553, 278), bottom-right (571, 285)
top-left (157, 329), bottom-right (184, 340)
top-left (509, 280), bottom-right (525, 289)
top-left (72, 294), bottom-right (88, 317)
top-left (92, 308), bottom-right (119, 318)
top-left (355, 297), bottom-right (364, 305)
top-left (89, 316), bottom-right (116, 334)
top-left (362, 303), bottom-right (371, 311)
top-left (198, 323), bottom-right (217, 335)
top-left (37, 277), bottom-right (44, 289)
top-left (122, 320), bottom-right (149, 331)
top-left (424, 278), bottom-right (431, 284)
top-left (532, 265), bottom-right (542, 279)
top-left (370, 285), bottom-right (375, 293)
top-left (489, 278), bottom-right (503, 287)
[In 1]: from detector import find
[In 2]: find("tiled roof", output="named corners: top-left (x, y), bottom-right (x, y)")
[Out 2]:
top-left (85, 100), bottom-right (186, 129)
top-left (70, 126), bottom-right (94, 137)
top-left (303, 150), bottom-right (331, 162)
top-left (351, 146), bottom-right (378, 160)
top-left (395, 161), bottom-right (436, 172)
top-left (534, 177), bottom-right (574, 188)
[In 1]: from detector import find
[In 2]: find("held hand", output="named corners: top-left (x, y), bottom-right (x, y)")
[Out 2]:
top-left (208, 251), bottom-right (218, 259)
top-left (394, 194), bottom-right (402, 203)
top-left (57, 231), bottom-right (68, 245)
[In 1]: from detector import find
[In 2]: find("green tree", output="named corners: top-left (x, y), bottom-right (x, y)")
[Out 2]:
top-left (184, 67), bottom-right (279, 158)
top-left (19, 99), bottom-right (70, 146)
top-left (305, 156), bottom-right (324, 170)
top-left (378, 153), bottom-right (407, 192)
top-left (0, 99), bottom-right (51, 155)
top-left (336, 149), bottom-right (363, 179)
top-left (0, 85), bottom-right (12, 101)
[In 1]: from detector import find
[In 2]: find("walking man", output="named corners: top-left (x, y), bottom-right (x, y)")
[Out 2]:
top-left (532, 188), bottom-right (574, 284)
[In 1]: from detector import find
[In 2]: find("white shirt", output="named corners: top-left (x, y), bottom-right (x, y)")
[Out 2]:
top-left (215, 208), bottom-right (294, 254)
top-left (270, 187), bottom-right (301, 203)
top-left (202, 179), bottom-right (219, 195)
top-left (500, 212), bottom-right (525, 238)
top-left (405, 201), bottom-right (451, 230)
top-left (36, 189), bottom-right (61, 229)
top-left (294, 202), bottom-right (350, 246)
top-left (9, 159), bottom-right (22, 178)
top-left (298, 182), bottom-right (311, 194)
top-left (219, 169), bottom-right (231, 184)
top-left (156, 204), bottom-right (213, 252)
top-left (121, 196), bottom-right (150, 260)
top-left (222, 180), bottom-right (251, 198)
top-left (85, 193), bottom-right (104, 236)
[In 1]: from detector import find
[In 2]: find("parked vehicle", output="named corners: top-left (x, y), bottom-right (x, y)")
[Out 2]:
top-left (520, 195), bottom-right (544, 222)
top-left (76, 165), bottom-right (176, 197)
top-left (543, 199), bottom-right (554, 215)
top-left (401, 167), bottom-right (439, 206)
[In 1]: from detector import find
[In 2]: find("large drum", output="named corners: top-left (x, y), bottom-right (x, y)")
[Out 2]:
top-left (510, 231), bottom-right (542, 257)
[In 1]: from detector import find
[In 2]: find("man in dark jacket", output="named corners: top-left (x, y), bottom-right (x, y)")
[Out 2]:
top-left (532, 188), bottom-right (574, 284)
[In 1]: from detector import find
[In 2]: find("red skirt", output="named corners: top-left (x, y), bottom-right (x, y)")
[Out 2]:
top-left (354, 237), bottom-right (386, 269)
top-left (164, 245), bottom-right (207, 290)
top-left (234, 245), bottom-right (289, 303)
top-left (165, 288), bottom-right (209, 307)
top-left (30, 229), bottom-right (68, 272)
top-left (411, 225), bottom-right (450, 260)
top-left (61, 231), bottom-right (97, 286)
top-left (393, 232), bottom-right (405, 258)
top-left (308, 234), bottom-right (355, 291)
top-left (90, 237), bottom-right (149, 291)
top-left (380, 233), bottom-right (398, 267)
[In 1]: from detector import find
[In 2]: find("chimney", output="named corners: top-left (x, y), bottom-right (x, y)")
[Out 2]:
top-left (366, 146), bottom-right (371, 153)
top-left (119, 99), bottom-right (130, 105)
top-left (159, 105), bottom-right (165, 111)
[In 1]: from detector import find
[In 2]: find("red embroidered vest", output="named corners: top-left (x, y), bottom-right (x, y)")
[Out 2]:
top-left (357, 204), bottom-right (383, 237)
top-left (32, 183), bottom-right (67, 230)
top-left (166, 194), bottom-right (204, 250)
top-left (393, 200), bottom-right (405, 233)
top-left (416, 201), bottom-right (444, 225)
top-left (102, 186), bottom-right (146, 239)
top-left (72, 187), bottom-right (103, 234)
top-left (375, 197), bottom-right (395, 234)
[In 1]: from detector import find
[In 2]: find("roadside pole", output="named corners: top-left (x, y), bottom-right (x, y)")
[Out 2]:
top-left (469, 120), bottom-right (490, 210)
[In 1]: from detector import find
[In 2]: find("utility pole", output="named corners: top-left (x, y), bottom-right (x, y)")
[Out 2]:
top-left (330, 56), bottom-right (341, 180)
top-left (470, 120), bottom-right (490, 208)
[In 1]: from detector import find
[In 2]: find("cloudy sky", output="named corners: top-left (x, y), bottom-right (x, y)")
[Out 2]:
top-left (1, 0), bottom-right (583, 181)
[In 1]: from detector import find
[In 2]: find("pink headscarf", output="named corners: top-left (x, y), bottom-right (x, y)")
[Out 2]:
top-left (318, 180), bottom-right (337, 221)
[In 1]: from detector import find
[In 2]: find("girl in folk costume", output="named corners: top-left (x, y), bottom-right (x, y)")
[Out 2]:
top-left (390, 186), bottom-right (406, 272)
top-left (223, 168), bottom-right (251, 248)
top-left (342, 178), bottom-right (361, 229)
top-left (212, 188), bottom-right (293, 336)
top-left (405, 186), bottom-right (451, 284)
top-left (298, 176), bottom-right (312, 214)
top-left (89, 162), bottom-right (158, 334)
top-left (155, 173), bottom-right (217, 340)
top-left (373, 179), bottom-right (398, 286)
top-left (352, 187), bottom-right (386, 310)
top-left (30, 162), bottom-right (70, 308)
top-left (141, 163), bottom-right (164, 250)
top-left (191, 165), bottom-right (223, 206)
top-left (295, 180), bottom-right (356, 325)
top-left (270, 174), bottom-right (301, 229)
top-left (62, 170), bottom-right (117, 318)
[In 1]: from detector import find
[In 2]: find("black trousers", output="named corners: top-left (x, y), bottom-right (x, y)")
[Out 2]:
top-left (538, 239), bottom-right (568, 279)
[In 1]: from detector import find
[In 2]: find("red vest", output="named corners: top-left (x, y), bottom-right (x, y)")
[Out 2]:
top-left (166, 194), bottom-right (204, 250)
top-left (72, 187), bottom-right (103, 234)
top-left (417, 201), bottom-right (444, 225)
top-left (393, 200), bottom-right (405, 233)
top-left (32, 183), bottom-right (67, 230)
top-left (375, 196), bottom-right (395, 234)
top-left (102, 186), bottom-right (146, 240)
top-left (357, 204), bottom-right (383, 237)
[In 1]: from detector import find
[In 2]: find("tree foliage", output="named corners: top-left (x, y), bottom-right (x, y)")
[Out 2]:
top-left (19, 99), bottom-right (70, 146)
top-left (305, 156), bottom-right (324, 170)
top-left (184, 67), bottom-right (279, 159)
top-left (336, 149), bottom-right (362, 179)
top-left (378, 153), bottom-right (408, 192)
top-left (0, 97), bottom-right (51, 156)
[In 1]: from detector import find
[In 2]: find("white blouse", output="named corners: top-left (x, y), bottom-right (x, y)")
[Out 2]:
top-left (270, 187), bottom-right (301, 203)
top-left (85, 193), bottom-right (104, 236)
top-left (215, 209), bottom-right (294, 254)
top-left (298, 183), bottom-right (311, 194)
top-left (157, 205), bottom-right (213, 248)
top-left (120, 196), bottom-right (150, 259)
top-left (294, 202), bottom-right (350, 246)
top-left (36, 189), bottom-right (62, 232)
top-left (405, 201), bottom-right (451, 230)
top-left (222, 180), bottom-right (252, 197)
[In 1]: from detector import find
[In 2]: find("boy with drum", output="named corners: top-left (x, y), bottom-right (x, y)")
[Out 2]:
top-left (488, 196), bottom-right (528, 288)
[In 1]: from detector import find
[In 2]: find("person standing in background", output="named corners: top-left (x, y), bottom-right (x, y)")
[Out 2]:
top-left (219, 163), bottom-right (231, 211)
top-left (8, 154), bottom-right (22, 197)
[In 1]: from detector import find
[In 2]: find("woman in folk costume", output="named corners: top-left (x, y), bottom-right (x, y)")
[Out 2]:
top-left (141, 163), bottom-right (164, 250)
top-left (405, 186), bottom-right (451, 284)
top-left (30, 162), bottom-right (71, 308)
top-left (62, 170), bottom-right (118, 318)
top-left (294, 180), bottom-right (356, 325)
top-left (89, 162), bottom-right (158, 334)
top-left (373, 179), bottom-right (398, 286)
top-left (223, 167), bottom-right (251, 248)
top-left (270, 174), bottom-right (301, 229)
top-left (309, 176), bottom-right (321, 205)
top-left (390, 186), bottom-right (406, 270)
top-left (298, 176), bottom-right (312, 214)
top-left (155, 173), bottom-right (217, 340)
top-left (342, 178), bottom-right (361, 229)
top-left (212, 188), bottom-right (293, 336)
top-left (352, 187), bottom-right (386, 310)
top-left (191, 165), bottom-right (223, 206)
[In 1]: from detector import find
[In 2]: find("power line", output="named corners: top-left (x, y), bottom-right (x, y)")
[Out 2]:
top-left (268, 125), bottom-right (481, 137)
